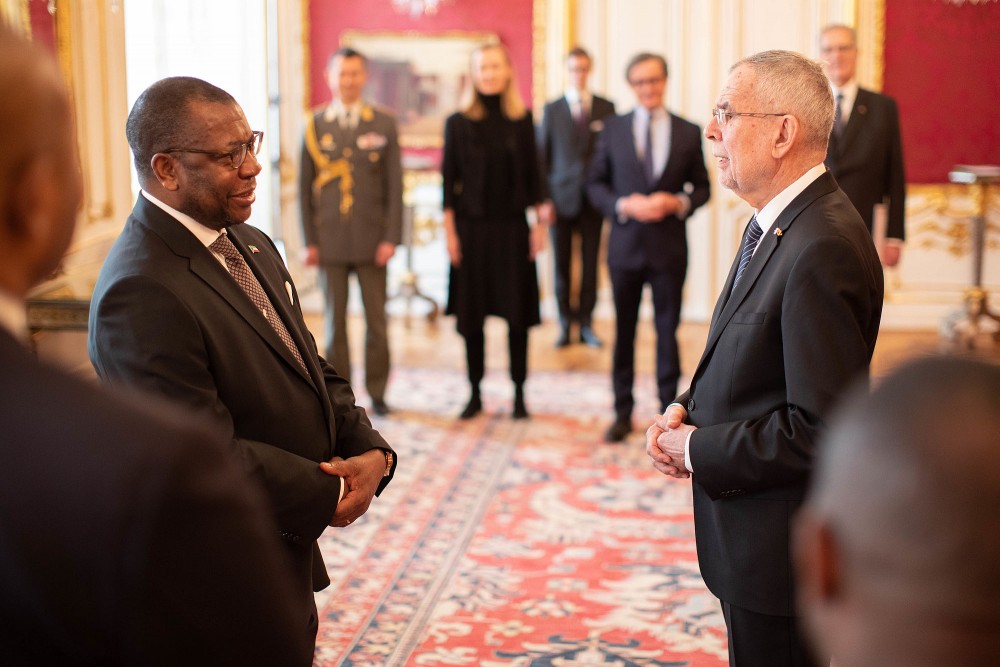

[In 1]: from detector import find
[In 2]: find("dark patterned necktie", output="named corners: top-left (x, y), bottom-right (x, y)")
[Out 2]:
top-left (209, 233), bottom-right (307, 373)
top-left (733, 216), bottom-right (763, 289)
top-left (642, 116), bottom-right (655, 186)
top-left (833, 93), bottom-right (844, 138)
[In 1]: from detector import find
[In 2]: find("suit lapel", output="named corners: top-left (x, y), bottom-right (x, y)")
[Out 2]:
top-left (841, 88), bottom-right (869, 153)
top-left (695, 173), bottom-right (840, 376)
top-left (134, 196), bottom-right (314, 386)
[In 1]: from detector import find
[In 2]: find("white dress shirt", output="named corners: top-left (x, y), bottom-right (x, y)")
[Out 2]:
top-left (831, 79), bottom-right (859, 127)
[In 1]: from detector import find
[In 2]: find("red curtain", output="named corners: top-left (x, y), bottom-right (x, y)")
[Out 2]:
top-left (884, 0), bottom-right (1000, 183)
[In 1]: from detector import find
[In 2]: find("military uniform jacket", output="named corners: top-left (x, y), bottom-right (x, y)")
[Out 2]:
top-left (299, 103), bottom-right (403, 265)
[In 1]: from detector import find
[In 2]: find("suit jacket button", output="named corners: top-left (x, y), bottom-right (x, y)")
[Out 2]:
top-left (687, 398), bottom-right (695, 412)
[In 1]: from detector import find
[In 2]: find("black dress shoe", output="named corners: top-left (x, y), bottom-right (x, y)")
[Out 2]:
top-left (604, 418), bottom-right (631, 443)
top-left (371, 399), bottom-right (391, 416)
top-left (459, 395), bottom-right (482, 420)
top-left (555, 328), bottom-right (571, 348)
top-left (579, 325), bottom-right (603, 348)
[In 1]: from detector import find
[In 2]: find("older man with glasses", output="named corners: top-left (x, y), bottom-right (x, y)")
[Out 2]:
top-left (646, 51), bottom-right (883, 666)
top-left (89, 76), bottom-right (397, 661)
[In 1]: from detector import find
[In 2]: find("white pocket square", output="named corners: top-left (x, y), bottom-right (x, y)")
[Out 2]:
top-left (285, 281), bottom-right (295, 305)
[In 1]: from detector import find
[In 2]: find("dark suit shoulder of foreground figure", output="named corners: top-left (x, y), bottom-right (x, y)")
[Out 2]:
top-left (0, 329), bottom-right (311, 666)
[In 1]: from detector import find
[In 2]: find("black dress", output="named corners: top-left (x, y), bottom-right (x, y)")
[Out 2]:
top-left (442, 94), bottom-right (545, 337)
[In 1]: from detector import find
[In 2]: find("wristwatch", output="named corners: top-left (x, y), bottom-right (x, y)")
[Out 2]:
top-left (383, 450), bottom-right (393, 477)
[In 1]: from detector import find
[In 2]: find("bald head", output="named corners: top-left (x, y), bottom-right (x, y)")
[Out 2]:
top-left (795, 356), bottom-right (1000, 666)
top-left (0, 22), bottom-right (81, 297)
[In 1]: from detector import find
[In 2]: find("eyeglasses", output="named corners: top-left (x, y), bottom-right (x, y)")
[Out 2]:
top-left (711, 108), bottom-right (787, 127)
top-left (163, 130), bottom-right (263, 169)
top-left (629, 76), bottom-right (666, 88)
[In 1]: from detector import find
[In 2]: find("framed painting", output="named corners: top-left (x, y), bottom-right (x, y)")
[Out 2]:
top-left (341, 30), bottom-right (498, 168)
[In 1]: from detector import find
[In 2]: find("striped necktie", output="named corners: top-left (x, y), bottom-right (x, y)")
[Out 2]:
top-left (733, 216), bottom-right (763, 289)
top-left (209, 233), bottom-right (307, 373)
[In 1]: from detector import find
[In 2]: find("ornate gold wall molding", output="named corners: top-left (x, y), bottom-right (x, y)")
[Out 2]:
top-left (907, 185), bottom-right (1000, 258)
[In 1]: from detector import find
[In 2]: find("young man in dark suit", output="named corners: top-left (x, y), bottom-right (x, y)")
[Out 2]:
top-left (821, 24), bottom-right (906, 267)
top-left (300, 47), bottom-right (403, 415)
top-left (89, 76), bottom-right (397, 656)
top-left (647, 50), bottom-right (883, 666)
top-left (538, 46), bottom-right (616, 348)
top-left (0, 23), bottom-right (310, 665)
top-left (587, 52), bottom-right (710, 442)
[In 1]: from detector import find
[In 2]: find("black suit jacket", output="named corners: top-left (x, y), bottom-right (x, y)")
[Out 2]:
top-left (587, 111), bottom-right (710, 272)
top-left (89, 195), bottom-right (395, 627)
top-left (824, 87), bottom-right (906, 241)
top-left (678, 171), bottom-right (883, 616)
top-left (539, 94), bottom-right (616, 217)
top-left (1, 329), bottom-right (312, 665)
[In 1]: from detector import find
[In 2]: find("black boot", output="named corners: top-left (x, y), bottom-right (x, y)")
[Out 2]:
top-left (512, 385), bottom-right (529, 420)
top-left (459, 388), bottom-right (482, 420)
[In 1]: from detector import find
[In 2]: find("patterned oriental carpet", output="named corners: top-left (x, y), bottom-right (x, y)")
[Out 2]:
top-left (313, 368), bottom-right (728, 666)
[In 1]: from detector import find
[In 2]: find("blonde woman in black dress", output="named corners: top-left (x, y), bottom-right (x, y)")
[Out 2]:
top-left (442, 43), bottom-right (552, 419)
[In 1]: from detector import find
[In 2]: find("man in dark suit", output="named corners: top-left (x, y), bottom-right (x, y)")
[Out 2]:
top-left (89, 76), bottom-right (397, 655)
top-left (795, 357), bottom-right (1000, 667)
top-left (646, 51), bottom-right (883, 666)
top-left (587, 52), bottom-right (710, 443)
top-left (539, 46), bottom-right (616, 348)
top-left (300, 47), bottom-right (403, 415)
top-left (0, 24), bottom-right (310, 665)
top-left (821, 24), bottom-right (906, 267)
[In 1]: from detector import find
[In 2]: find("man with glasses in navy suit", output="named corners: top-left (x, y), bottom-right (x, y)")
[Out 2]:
top-left (587, 52), bottom-right (710, 443)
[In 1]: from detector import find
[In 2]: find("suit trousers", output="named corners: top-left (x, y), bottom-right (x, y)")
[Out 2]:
top-left (609, 264), bottom-right (684, 419)
top-left (721, 601), bottom-right (826, 667)
top-left (320, 263), bottom-right (390, 401)
top-left (550, 202), bottom-right (604, 327)
top-left (462, 324), bottom-right (528, 389)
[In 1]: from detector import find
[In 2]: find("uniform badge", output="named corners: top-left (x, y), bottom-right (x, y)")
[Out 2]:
top-left (361, 106), bottom-right (375, 123)
top-left (357, 132), bottom-right (387, 150)
top-left (320, 133), bottom-right (335, 150)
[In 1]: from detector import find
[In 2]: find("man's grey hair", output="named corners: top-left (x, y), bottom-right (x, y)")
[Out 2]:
top-left (732, 50), bottom-right (833, 153)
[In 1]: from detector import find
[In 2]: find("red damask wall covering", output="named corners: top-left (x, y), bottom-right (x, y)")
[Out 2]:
top-left (884, 0), bottom-right (1000, 183)
top-left (307, 0), bottom-right (535, 109)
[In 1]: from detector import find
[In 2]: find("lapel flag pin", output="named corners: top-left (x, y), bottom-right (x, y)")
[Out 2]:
top-left (248, 244), bottom-right (260, 253)
top-left (773, 229), bottom-right (783, 237)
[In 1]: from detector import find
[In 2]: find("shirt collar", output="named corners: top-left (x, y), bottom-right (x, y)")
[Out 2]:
top-left (140, 190), bottom-right (223, 248)
top-left (754, 163), bottom-right (828, 235)
top-left (636, 106), bottom-right (664, 121)
top-left (323, 99), bottom-right (363, 122)
top-left (831, 79), bottom-right (858, 106)
top-left (564, 88), bottom-right (590, 106)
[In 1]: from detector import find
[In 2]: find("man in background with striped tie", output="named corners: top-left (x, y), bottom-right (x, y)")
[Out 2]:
top-left (646, 51), bottom-right (883, 666)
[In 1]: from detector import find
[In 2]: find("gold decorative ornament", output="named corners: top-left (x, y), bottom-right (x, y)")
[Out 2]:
top-left (304, 113), bottom-right (354, 217)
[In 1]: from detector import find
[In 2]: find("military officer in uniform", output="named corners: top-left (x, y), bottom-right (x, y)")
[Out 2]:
top-left (300, 47), bottom-right (403, 416)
